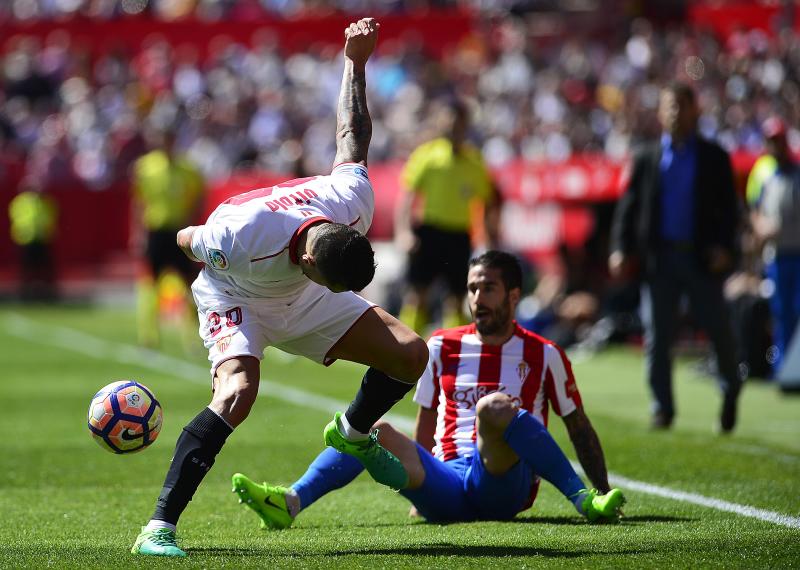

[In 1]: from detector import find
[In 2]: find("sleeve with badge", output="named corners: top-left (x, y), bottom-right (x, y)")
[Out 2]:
top-left (325, 163), bottom-right (375, 235)
top-left (189, 208), bottom-right (249, 276)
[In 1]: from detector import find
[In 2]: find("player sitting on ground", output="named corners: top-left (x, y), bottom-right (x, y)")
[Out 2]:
top-left (132, 18), bottom-right (430, 557)
top-left (232, 250), bottom-right (626, 526)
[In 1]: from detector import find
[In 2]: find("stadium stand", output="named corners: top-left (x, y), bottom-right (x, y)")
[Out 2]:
top-left (1, 2), bottom-right (798, 356)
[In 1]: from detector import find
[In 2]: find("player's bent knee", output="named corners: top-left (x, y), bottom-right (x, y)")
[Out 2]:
top-left (373, 420), bottom-right (400, 445)
top-left (476, 392), bottom-right (517, 428)
top-left (373, 419), bottom-right (394, 431)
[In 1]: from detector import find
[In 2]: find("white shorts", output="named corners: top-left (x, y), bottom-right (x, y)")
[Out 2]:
top-left (192, 281), bottom-right (375, 377)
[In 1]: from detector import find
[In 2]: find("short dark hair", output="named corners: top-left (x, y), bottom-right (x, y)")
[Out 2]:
top-left (469, 250), bottom-right (522, 292)
top-left (313, 223), bottom-right (376, 291)
top-left (663, 81), bottom-right (696, 105)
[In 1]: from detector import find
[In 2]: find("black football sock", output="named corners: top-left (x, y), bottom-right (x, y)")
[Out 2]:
top-left (344, 367), bottom-right (415, 434)
top-left (151, 407), bottom-right (233, 525)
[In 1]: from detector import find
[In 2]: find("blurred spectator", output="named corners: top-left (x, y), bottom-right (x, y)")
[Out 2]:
top-left (395, 98), bottom-right (494, 334)
top-left (132, 125), bottom-right (205, 348)
top-left (609, 82), bottom-right (743, 433)
top-left (8, 178), bottom-right (58, 301)
top-left (750, 117), bottom-right (800, 375)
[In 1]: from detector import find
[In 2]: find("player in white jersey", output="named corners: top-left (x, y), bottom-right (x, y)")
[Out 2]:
top-left (231, 251), bottom-right (626, 527)
top-left (133, 18), bottom-right (429, 557)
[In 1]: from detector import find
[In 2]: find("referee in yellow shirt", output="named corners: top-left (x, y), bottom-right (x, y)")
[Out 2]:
top-left (132, 127), bottom-right (204, 348)
top-left (395, 99), bottom-right (494, 334)
top-left (9, 180), bottom-right (58, 301)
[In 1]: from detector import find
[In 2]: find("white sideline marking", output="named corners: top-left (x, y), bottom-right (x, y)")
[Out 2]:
top-left (6, 313), bottom-right (800, 530)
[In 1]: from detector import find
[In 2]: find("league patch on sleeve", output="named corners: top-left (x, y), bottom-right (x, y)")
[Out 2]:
top-left (207, 248), bottom-right (229, 271)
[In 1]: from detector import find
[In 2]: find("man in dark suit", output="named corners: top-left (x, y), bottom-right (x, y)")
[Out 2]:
top-left (609, 81), bottom-right (743, 433)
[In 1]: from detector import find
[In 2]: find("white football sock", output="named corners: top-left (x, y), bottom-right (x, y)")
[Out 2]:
top-left (145, 519), bottom-right (177, 532)
top-left (337, 413), bottom-right (369, 441)
top-left (571, 490), bottom-right (591, 515)
top-left (285, 488), bottom-right (302, 518)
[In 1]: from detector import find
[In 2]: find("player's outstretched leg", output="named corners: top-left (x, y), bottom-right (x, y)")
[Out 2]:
top-left (291, 447), bottom-right (365, 511)
top-left (132, 406), bottom-right (233, 556)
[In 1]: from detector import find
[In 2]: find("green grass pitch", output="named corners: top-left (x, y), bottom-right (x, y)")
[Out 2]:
top-left (1, 304), bottom-right (799, 569)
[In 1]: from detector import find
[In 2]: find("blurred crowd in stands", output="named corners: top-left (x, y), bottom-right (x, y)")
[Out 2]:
top-left (2, 9), bottom-right (800, 191)
top-left (0, 0), bottom-right (472, 21)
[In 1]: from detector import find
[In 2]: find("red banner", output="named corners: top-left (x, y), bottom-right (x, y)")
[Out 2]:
top-left (688, 2), bottom-right (796, 39)
top-left (0, 11), bottom-right (474, 59)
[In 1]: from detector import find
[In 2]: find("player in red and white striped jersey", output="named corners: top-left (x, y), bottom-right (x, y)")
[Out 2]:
top-left (233, 251), bottom-right (625, 526)
top-left (416, 321), bottom-right (582, 463)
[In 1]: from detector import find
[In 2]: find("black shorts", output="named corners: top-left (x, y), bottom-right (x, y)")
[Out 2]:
top-left (145, 229), bottom-right (199, 282)
top-left (407, 224), bottom-right (471, 295)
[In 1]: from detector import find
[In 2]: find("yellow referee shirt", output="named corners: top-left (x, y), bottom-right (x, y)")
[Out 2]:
top-left (9, 191), bottom-right (57, 246)
top-left (133, 150), bottom-right (204, 231)
top-left (401, 138), bottom-right (492, 232)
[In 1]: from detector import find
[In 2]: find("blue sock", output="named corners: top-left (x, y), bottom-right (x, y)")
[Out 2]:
top-left (291, 447), bottom-right (364, 510)
top-left (503, 410), bottom-right (586, 501)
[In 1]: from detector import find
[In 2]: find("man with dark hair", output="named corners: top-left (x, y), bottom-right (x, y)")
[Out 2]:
top-left (231, 250), bottom-right (625, 528)
top-left (132, 18), bottom-right (429, 557)
top-left (609, 81), bottom-right (742, 432)
top-left (312, 222), bottom-right (376, 292)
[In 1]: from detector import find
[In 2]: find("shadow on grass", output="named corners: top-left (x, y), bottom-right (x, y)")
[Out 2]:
top-left (188, 547), bottom-right (266, 556)
top-left (619, 515), bottom-right (696, 523)
top-left (515, 514), bottom-right (695, 525)
top-left (189, 543), bottom-right (656, 559)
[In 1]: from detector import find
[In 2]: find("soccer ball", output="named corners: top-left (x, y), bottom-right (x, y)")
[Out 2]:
top-left (87, 380), bottom-right (163, 454)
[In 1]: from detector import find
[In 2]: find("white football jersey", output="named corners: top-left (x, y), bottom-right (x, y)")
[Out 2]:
top-left (191, 163), bottom-right (374, 298)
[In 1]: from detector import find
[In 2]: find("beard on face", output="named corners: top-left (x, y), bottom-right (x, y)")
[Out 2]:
top-left (473, 294), bottom-right (512, 336)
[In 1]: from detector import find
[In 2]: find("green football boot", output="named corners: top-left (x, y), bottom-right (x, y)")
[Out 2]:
top-left (131, 527), bottom-right (186, 557)
top-left (231, 472), bottom-right (294, 530)
top-left (578, 488), bottom-right (626, 523)
top-left (323, 412), bottom-right (408, 490)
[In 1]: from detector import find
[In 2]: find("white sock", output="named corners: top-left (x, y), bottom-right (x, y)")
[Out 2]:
top-left (571, 490), bottom-right (591, 515)
top-left (145, 519), bottom-right (177, 532)
top-left (285, 488), bottom-right (302, 518)
top-left (337, 413), bottom-right (369, 441)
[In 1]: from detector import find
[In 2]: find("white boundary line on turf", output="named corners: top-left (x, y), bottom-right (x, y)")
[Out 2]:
top-left (6, 313), bottom-right (800, 531)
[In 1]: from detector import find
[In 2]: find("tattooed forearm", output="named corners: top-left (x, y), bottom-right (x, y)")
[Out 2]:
top-left (565, 410), bottom-right (611, 493)
top-left (334, 60), bottom-right (372, 166)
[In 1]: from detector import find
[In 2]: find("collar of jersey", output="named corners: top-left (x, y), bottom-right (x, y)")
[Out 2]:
top-left (288, 216), bottom-right (332, 265)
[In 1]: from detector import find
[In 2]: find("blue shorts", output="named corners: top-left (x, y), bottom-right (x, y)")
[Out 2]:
top-left (400, 444), bottom-right (535, 522)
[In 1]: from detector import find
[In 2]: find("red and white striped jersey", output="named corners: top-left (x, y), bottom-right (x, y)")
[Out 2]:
top-left (413, 323), bottom-right (583, 462)
top-left (190, 163), bottom-right (373, 298)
